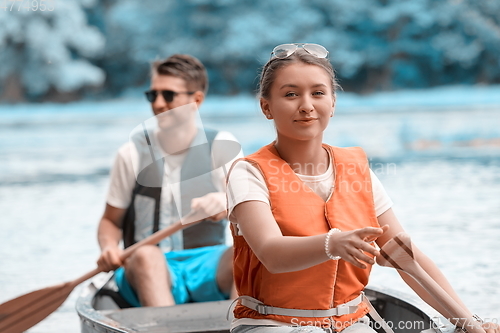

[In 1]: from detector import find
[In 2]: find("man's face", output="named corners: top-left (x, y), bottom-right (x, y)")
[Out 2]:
top-left (149, 74), bottom-right (198, 129)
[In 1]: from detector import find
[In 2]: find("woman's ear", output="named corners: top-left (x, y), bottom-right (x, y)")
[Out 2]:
top-left (331, 98), bottom-right (336, 117)
top-left (260, 98), bottom-right (273, 119)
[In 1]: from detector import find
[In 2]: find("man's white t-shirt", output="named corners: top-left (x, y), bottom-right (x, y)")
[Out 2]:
top-left (226, 151), bottom-right (393, 329)
top-left (106, 130), bottom-right (242, 251)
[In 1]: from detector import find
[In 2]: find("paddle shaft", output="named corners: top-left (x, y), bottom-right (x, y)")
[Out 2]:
top-left (121, 219), bottom-right (185, 260)
top-left (70, 219), bottom-right (186, 287)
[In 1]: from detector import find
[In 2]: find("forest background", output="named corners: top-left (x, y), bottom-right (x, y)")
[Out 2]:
top-left (1, 0), bottom-right (500, 102)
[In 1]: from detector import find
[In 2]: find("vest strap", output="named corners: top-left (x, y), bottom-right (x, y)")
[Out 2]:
top-left (239, 294), bottom-right (363, 318)
top-left (362, 293), bottom-right (395, 333)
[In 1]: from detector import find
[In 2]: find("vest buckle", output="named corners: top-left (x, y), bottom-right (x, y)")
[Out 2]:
top-left (336, 304), bottom-right (356, 316)
top-left (256, 304), bottom-right (269, 315)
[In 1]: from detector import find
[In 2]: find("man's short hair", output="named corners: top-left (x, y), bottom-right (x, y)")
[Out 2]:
top-left (151, 54), bottom-right (208, 94)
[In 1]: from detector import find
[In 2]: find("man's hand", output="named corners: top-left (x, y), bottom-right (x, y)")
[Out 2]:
top-left (190, 192), bottom-right (227, 222)
top-left (97, 245), bottom-right (124, 272)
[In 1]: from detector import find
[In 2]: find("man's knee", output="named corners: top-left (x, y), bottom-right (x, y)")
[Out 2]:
top-left (218, 247), bottom-right (233, 275)
top-left (125, 245), bottom-right (165, 273)
top-left (216, 247), bottom-right (234, 295)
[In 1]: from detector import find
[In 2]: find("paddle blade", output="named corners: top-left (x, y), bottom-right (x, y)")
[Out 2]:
top-left (376, 232), bottom-right (415, 270)
top-left (0, 282), bottom-right (74, 333)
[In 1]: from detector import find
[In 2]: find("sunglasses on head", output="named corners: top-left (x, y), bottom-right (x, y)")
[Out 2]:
top-left (144, 90), bottom-right (195, 103)
top-left (270, 43), bottom-right (329, 60)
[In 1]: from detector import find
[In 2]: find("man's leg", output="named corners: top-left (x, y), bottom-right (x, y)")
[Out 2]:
top-left (124, 245), bottom-right (175, 306)
top-left (216, 247), bottom-right (237, 298)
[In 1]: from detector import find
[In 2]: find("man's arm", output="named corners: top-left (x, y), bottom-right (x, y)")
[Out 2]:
top-left (97, 142), bottom-right (137, 271)
top-left (96, 204), bottom-right (127, 272)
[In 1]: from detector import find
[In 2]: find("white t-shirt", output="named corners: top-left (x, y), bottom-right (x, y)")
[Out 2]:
top-left (227, 159), bottom-right (393, 221)
top-left (106, 130), bottom-right (242, 251)
top-left (226, 152), bottom-right (393, 329)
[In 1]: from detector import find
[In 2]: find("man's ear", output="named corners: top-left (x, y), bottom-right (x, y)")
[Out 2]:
top-left (193, 91), bottom-right (205, 107)
top-left (260, 98), bottom-right (272, 119)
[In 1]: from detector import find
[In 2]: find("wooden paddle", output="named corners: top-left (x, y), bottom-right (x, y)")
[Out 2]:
top-left (0, 211), bottom-right (202, 333)
top-left (376, 232), bottom-right (485, 333)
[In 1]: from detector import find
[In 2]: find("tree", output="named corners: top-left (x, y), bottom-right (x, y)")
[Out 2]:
top-left (2, 0), bottom-right (500, 100)
top-left (0, 0), bottom-right (105, 101)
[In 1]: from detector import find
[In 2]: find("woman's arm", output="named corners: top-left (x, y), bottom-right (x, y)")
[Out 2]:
top-left (233, 200), bottom-right (383, 274)
top-left (376, 208), bottom-right (499, 333)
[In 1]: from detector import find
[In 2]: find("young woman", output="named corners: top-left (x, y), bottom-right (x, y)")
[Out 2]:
top-left (226, 44), bottom-right (499, 333)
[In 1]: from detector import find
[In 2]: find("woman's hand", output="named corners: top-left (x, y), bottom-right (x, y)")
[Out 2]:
top-left (328, 225), bottom-right (389, 269)
top-left (482, 321), bottom-right (500, 333)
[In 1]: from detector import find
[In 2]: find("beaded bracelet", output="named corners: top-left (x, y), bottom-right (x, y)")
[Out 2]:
top-left (324, 228), bottom-right (342, 260)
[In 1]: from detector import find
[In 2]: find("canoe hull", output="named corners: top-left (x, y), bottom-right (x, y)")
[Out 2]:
top-left (77, 273), bottom-right (457, 333)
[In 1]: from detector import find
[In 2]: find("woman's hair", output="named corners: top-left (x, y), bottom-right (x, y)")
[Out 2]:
top-left (151, 54), bottom-right (208, 94)
top-left (258, 49), bottom-right (340, 100)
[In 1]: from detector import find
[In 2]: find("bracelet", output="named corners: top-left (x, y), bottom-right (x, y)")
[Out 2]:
top-left (472, 314), bottom-right (484, 324)
top-left (457, 315), bottom-right (484, 333)
top-left (325, 228), bottom-right (342, 260)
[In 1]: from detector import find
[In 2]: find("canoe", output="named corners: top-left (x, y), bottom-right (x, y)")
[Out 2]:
top-left (76, 273), bottom-right (457, 333)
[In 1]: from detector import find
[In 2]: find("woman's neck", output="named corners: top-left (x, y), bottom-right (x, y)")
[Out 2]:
top-left (274, 136), bottom-right (329, 176)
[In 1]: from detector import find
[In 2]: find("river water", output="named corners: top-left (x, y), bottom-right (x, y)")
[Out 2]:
top-left (0, 92), bottom-right (499, 332)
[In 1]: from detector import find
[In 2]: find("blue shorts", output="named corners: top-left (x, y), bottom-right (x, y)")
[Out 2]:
top-left (115, 244), bottom-right (230, 307)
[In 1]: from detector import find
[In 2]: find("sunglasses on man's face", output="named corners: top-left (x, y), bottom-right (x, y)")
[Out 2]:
top-left (144, 90), bottom-right (195, 103)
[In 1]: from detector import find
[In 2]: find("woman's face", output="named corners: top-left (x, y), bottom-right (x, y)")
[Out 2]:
top-left (261, 63), bottom-right (335, 143)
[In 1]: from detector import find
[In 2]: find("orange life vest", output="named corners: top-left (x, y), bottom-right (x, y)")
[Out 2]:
top-left (230, 143), bottom-right (380, 330)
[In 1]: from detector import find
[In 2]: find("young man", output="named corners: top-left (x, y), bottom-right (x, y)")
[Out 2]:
top-left (96, 54), bottom-right (241, 307)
